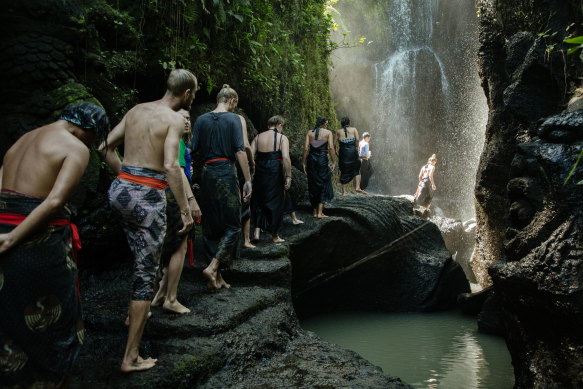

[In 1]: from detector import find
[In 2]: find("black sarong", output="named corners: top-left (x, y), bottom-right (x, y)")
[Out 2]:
top-left (415, 178), bottom-right (433, 207)
top-left (200, 161), bottom-right (241, 270)
top-left (283, 190), bottom-right (296, 215)
top-left (338, 139), bottom-right (361, 184)
top-left (236, 160), bottom-right (250, 223)
top-left (251, 150), bottom-right (285, 234)
top-left (0, 191), bottom-right (83, 388)
top-left (307, 141), bottom-right (334, 208)
top-left (360, 158), bottom-right (373, 190)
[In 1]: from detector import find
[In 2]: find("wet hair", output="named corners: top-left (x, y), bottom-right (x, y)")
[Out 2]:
top-left (362, 132), bottom-right (371, 139)
top-left (340, 117), bottom-right (350, 127)
top-left (267, 115), bottom-right (285, 128)
top-left (428, 154), bottom-right (437, 163)
top-left (217, 84), bottom-right (238, 104)
top-left (313, 116), bottom-right (327, 131)
top-left (167, 69), bottom-right (197, 97)
top-left (58, 102), bottom-right (110, 146)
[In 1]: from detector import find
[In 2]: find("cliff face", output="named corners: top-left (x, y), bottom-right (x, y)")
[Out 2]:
top-left (475, 1), bottom-right (583, 387)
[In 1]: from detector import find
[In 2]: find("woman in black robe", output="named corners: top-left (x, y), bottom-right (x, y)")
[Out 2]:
top-left (250, 115), bottom-right (292, 243)
top-left (302, 116), bottom-right (336, 218)
top-left (336, 117), bottom-right (364, 195)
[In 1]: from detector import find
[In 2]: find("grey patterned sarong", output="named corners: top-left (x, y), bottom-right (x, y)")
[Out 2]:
top-left (108, 165), bottom-right (167, 301)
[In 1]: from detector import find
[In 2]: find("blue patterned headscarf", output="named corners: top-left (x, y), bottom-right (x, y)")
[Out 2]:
top-left (58, 102), bottom-right (110, 144)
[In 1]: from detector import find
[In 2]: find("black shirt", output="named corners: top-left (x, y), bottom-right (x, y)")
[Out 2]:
top-left (190, 111), bottom-right (245, 161)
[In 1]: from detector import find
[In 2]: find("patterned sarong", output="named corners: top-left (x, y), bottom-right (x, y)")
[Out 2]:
top-left (108, 165), bottom-right (167, 301)
top-left (200, 161), bottom-right (241, 270)
top-left (0, 190), bottom-right (83, 388)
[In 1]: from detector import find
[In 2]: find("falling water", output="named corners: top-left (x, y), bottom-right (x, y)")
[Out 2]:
top-left (330, 0), bottom-right (487, 220)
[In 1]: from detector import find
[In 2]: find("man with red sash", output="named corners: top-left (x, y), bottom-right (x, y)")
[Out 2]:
top-left (190, 84), bottom-right (252, 291)
top-left (0, 102), bottom-right (110, 388)
top-left (99, 69), bottom-right (197, 373)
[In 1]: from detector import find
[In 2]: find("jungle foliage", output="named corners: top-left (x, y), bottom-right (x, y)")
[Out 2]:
top-left (72, 0), bottom-right (338, 149)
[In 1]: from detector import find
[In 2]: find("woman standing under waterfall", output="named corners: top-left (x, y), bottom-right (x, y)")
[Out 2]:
top-left (336, 117), bottom-right (365, 195)
top-left (414, 154), bottom-right (437, 208)
top-left (302, 116), bottom-right (336, 218)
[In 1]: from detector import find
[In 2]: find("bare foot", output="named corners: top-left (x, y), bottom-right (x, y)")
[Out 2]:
top-left (151, 294), bottom-right (165, 307)
top-left (162, 299), bottom-right (191, 314)
top-left (244, 241), bottom-right (256, 248)
top-left (312, 210), bottom-right (317, 217)
top-left (273, 236), bottom-right (285, 243)
top-left (125, 311), bottom-right (152, 327)
top-left (292, 218), bottom-right (304, 225)
top-left (216, 271), bottom-right (231, 289)
top-left (202, 265), bottom-right (219, 291)
top-left (316, 213), bottom-right (329, 218)
top-left (206, 280), bottom-right (218, 293)
top-left (355, 189), bottom-right (369, 194)
top-left (121, 356), bottom-right (157, 373)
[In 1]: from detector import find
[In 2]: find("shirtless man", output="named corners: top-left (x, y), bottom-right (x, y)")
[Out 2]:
top-left (0, 102), bottom-right (110, 387)
top-left (99, 69), bottom-right (197, 372)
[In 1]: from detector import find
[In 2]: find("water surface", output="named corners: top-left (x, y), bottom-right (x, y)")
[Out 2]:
top-left (302, 311), bottom-right (514, 389)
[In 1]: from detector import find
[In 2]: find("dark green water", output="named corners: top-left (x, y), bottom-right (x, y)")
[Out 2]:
top-left (301, 311), bottom-right (514, 389)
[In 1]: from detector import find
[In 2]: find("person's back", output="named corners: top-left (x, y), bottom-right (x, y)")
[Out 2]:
top-left (121, 102), bottom-right (185, 172)
top-left (256, 129), bottom-right (285, 153)
top-left (192, 111), bottom-right (243, 162)
top-left (2, 122), bottom-right (91, 198)
top-left (336, 126), bottom-right (359, 141)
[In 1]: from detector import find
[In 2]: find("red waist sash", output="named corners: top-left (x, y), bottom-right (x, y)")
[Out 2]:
top-left (0, 213), bottom-right (82, 297)
top-left (118, 171), bottom-right (168, 190)
top-left (205, 157), bottom-right (231, 164)
top-left (0, 213), bottom-right (81, 255)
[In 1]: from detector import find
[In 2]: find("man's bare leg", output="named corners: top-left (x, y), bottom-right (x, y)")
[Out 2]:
top-left (203, 257), bottom-right (220, 291)
top-left (121, 300), bottom-right (157, 372)
top-left (272, 233), bottom-right (285, 243)
top-left (316, 203), bottom-right (328, 218)
top-left (163, 238), bottom-right (190, 314)
top-left (341, 184), bottom-right (347, 195)
top-left (216, 269), bottom-right (231, 289)
top-left (243, 219), bottom-right (255, 248)
top-left (291, 212), bottom-right (304, 225)
top-left (151, 268), bottom-right (168, 307)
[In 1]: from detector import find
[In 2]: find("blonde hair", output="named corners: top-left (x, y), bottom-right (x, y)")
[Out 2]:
top-left (167, 69), bottom-right (197, 96)
top-left (428, 154), bottom-right (437, 163)
top-left (217, 84), bottom-right (238, 103)
top-left (267, 115), bottom-right (285, 128)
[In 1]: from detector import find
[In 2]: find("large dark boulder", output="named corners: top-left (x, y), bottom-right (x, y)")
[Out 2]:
top-left (288, 195), bottom-right (470, 318)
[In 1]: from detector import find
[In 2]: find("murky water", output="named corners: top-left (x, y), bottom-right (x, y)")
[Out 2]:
top-left (302, 311), bottom-right (514, 389)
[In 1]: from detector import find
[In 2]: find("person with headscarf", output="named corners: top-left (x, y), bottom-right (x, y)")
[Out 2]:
top-left (302, 116), bottom-right (336, 218)
top-left (190, 84), bottom-right (252, 291)
top-left (335, 117), bottom-right (364, 195)
top-left (250, 115), bottom-right (292, 243)
top-left (100, 69), bottom-right (197, 372)
top-left (414, 154), bottom-right (437, 208)
top-left (0, 102), bottom-right (110, 387)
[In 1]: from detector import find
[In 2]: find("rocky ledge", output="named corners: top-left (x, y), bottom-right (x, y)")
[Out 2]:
top-left (72, 195), bottom-right (469, 388)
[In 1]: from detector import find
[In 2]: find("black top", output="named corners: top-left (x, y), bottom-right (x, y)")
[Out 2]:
top-left (190, 111), bottom-right (245, 161)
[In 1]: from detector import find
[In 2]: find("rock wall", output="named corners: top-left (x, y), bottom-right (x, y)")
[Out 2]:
top-left (475, 0), bottom-right (583, 387)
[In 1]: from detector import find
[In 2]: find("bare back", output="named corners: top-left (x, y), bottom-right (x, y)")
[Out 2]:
top-left (255, 130), bottom-right (284, 152)
top-left (307, 127), bottom-right (332, 143)
top-left (1, 121), bottom-right (89, 198)
top-left (336, 126), bottom-right (359, 141)
top-left (121, 102), bottom-right (184, 172)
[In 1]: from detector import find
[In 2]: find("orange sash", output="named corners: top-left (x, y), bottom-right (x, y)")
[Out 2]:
top-left (118, 171), bottom-right (168, 190)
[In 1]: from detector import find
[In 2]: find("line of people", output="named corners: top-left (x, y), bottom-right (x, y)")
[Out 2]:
top-left (0, 68), bottom-right (376, 386)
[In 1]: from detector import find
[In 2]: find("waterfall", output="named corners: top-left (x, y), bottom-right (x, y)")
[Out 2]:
top-left (331, 0), bottom-right (487, 220)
